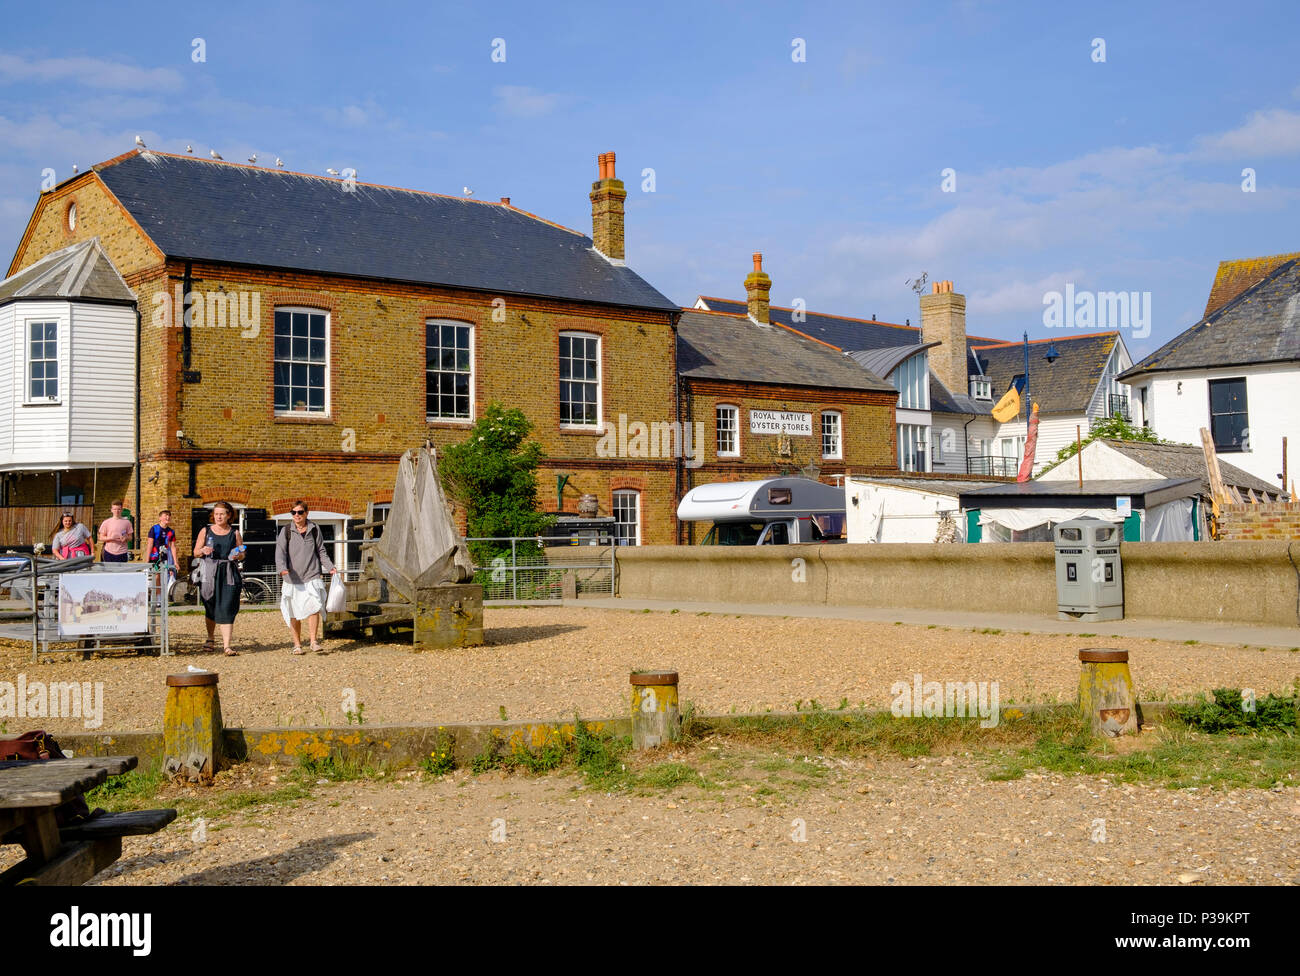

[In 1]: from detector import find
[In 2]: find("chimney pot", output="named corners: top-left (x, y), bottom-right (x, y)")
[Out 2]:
top-left (500, 197), bottom-right (510, 205)
top-left (744, 252), bottom-right (772, 325)
top-left (590, 151), bottom-right (627, 260)
top-left (753, 252), bottom-right (763, 272)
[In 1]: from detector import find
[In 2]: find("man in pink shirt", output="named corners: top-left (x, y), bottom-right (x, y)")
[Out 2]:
top-left (97, 499), bottom-right (134, 563)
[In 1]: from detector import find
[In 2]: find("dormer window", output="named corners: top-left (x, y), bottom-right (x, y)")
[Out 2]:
top-left (969, 377), bottom-right (992, 401)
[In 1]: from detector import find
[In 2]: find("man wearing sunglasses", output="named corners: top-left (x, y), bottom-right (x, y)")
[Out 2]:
top-left (275, 501), bottom-right (339, 654)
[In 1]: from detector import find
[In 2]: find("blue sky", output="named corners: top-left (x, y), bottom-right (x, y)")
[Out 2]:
top-left (3, 0), bottom-right (1299, 358)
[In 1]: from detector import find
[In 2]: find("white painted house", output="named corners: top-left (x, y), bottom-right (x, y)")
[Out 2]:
top-left (1119, 252), bottom-right (1300, 493)
top-left (0, 239), bottom-right (137, 501)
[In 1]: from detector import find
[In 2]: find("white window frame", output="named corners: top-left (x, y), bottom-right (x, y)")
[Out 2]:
top-left (716, 404), bottom-right (740, 457)
top-left (273, 306), bottom-right (331, 416)
top-left (821, 411), bottom-right (842, 460)
top-left (425, 319), bottom-right (474, 423)
top-left (272, 509), bottom-right (349, 578)
top-left (612, 489), bottom-right (641, 546)
top-left (898, 423), bottom-right (931, 473)
top-left (559, 331), bottom-right (601, 428)
top-left (25, 319), bottom-right (60, 404)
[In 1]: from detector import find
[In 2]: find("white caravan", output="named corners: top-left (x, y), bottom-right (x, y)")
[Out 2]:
top-left (676, 478), bottom-right (846, 545)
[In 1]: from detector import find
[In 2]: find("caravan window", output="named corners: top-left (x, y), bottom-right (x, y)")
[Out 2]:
top-left (767, 487), bottom-right (793, 505)
top-left (701, 522), bottom-right (765, 546)
top-left (812, 513), bottom-right (845, 540)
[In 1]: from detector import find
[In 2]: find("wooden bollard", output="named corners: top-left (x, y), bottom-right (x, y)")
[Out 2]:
top-left (1078, 649), bottom-right (1137, 737)
top-left (630, 670), bottom-right (680, 750)
top-left (164, 671), bottom-right (223, 783)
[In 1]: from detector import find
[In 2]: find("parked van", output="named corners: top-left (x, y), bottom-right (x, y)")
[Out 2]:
top-left (677, 478), bottom-right (846, 545)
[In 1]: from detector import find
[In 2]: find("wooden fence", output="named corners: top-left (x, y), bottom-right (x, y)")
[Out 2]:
top-left (0, 505), bottom-right (97, 548)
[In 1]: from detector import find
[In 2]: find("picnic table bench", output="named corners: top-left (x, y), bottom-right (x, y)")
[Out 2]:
top-left (0, 756), bottom-right (176, 885)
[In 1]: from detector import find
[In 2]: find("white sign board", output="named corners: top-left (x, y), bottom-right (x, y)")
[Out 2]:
top-left (1115, 496), bottom-right (1132, 519)
top-left (58, 572), bottom-right (150, 637)
top-left (750, 410), bottom-right (812, 435)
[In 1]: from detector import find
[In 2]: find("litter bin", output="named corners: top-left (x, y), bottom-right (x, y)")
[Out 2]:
top-left (1054, 517), bottom-right (1122, 621)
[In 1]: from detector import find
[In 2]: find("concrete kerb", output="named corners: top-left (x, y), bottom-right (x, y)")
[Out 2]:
top-left (51, 701), bottom-right (1180, 771)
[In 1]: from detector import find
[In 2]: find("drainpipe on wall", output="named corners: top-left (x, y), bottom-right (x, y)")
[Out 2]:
top-left (134, 305), bottom-right (142, 556)
top-left (963, 414), bottom-right (976, 474)
top-left (670, 310), bottom-right (682, 545)
top-left (181, 261), bottom-right (193, 370)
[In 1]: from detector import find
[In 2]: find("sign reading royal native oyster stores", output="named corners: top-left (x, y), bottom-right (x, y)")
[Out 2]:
top-left (750, 410), bottom-right (812, 435)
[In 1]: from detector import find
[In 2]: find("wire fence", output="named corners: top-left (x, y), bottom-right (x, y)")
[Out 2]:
top-left (465, 536), bottom-right (616, 601)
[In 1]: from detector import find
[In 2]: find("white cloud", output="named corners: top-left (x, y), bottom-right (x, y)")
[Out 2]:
top-left (0, 53), bottom-right (183, 92)
top-left (492, 85), bottom-right (565, 118)
top-left (1198, 108), bottom-right (1300, 157)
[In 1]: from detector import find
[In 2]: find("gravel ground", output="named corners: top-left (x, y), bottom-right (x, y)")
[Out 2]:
top-left (75, 748), bottom-right (1300, 886)
top-left (2, 606), bottom-right (1298, 734)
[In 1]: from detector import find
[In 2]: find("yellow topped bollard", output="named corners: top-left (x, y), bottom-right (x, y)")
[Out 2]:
top-left (1077, 649), bottom-right (1137, 737)
top-left (164, 671), bottom-right (223, 783)
top-left (630, 670), bottom-right (680, 750)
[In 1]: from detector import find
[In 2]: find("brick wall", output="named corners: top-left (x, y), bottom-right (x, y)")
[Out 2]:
top-left (1218, 501), bottom-right (1300, 540)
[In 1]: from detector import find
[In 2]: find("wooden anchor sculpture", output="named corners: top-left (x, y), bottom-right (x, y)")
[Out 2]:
top-left (330, 445), bottom-right (484, 649)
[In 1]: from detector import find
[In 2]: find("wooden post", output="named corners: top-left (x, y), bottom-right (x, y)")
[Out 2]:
top-left (630, 670), bottom-right (680, 750)
top-left (1076, 425), bottom-right (1083, 489)
top-left (163, 672), bottom-right (222, 783)
top-left (1077, 649), bottom-right (1137, 737)
top-left (412, 582), bottom-right (484, 649)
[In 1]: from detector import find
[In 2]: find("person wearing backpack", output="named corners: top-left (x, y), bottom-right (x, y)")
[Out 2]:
top-left (276, 501), bottom-right (339, 654)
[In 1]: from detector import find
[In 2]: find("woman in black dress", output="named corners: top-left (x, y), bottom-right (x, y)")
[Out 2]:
top-left (193, 500), bottom-right (245, 655)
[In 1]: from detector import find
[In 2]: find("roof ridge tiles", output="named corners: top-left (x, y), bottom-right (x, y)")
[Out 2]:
top-left (96, 149), bottom-right (587, 238)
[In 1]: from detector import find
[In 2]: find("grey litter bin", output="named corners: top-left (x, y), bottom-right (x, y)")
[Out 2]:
top-left (1054, 517), bottom-right (1123, 621)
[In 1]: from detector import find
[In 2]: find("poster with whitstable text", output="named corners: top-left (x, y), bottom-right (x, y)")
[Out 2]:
top-left (58, 572), bottom-right (149, 637)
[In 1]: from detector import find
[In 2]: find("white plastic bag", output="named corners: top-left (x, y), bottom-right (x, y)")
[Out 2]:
top-left (325, 574), bottom-right (347, 614)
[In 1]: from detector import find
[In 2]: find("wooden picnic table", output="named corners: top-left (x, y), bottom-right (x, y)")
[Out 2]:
top-left (0, 755), bottom-right (176, 885)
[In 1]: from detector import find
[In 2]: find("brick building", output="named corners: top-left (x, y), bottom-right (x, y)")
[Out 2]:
top-left (676, 253), bottom-right (897, 541)
top-left (4, 149), bottom-right (684, 560)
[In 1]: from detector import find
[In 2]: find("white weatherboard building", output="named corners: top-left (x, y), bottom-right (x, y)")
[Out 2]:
top-left (0, 239), bottom-right (137, 499)
top-left (1120, 252), bottom-right (1300, 493)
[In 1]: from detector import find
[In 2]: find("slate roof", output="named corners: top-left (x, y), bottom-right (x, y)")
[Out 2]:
top-left (970, 333), bottom-right (1118, 414)
top-left (83, 151), bottom-right (677, 313)
top-left (676, 309), bottom-right (897, 393)
top-left (1120, 257), bottom-right (1300, 381)
top-left (959, 478), bottom-right (1199, 509)
top-left (1098, 439), bottom-right (1282, 499)
top-left (0, 238), bottom-right (134, 306)
top-left (1202, 252), bottom-right (1300, 318)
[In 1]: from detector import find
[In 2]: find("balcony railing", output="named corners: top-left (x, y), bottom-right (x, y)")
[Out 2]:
top-left (967, 455), bottom-right (1020, 477)
top-left (1108, 393), bottom-right (1131, 421)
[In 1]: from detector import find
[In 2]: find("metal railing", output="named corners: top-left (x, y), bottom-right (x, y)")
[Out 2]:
top-left (967, 455), bottom-right (1020, 477)
top-left (466, 535), bottom-right (616, 601)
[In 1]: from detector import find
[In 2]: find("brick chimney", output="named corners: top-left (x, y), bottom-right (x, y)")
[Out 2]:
top-left (745, 252), bottom-right (772, 325)
top-left (589, 151), bottom-right (627, 261)
top-left (919, 279), bottom-right (968, 397)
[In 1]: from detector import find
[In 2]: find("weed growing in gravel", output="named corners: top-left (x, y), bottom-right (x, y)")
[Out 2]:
top-left (421, 729), bottom-right (456, 777)
top-left (295, 752), bottom-right (388, 782)
top-left (1170, 688), bottom-right (1299, 734)
top-left (83, 760), bottom-right (167, 813)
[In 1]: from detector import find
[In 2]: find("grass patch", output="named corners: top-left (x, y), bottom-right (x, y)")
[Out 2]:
top-left (83, 761), bottom-right (168, 813)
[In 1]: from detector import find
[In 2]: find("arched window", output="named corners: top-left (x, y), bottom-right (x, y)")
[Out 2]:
top-left (612, 490), bottom-right (640, 546)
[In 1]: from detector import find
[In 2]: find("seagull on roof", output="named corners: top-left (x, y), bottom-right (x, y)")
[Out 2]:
top-left (463, 186), bottom-right (473, 196)
top-left (275, 157), bottom-right (284, 168)
top-left (72, 164), bottom-right (78, 174)
top-left (185, 144), bottom-right (194, 154)
top-left (326, 168), bottom-right (340, 176)
top-left (135, 135), bottom-right (146, 149)
top-left (210, 149), bottom-right (223, 160)
top-left (247, 153), bottom-right (257, 164)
